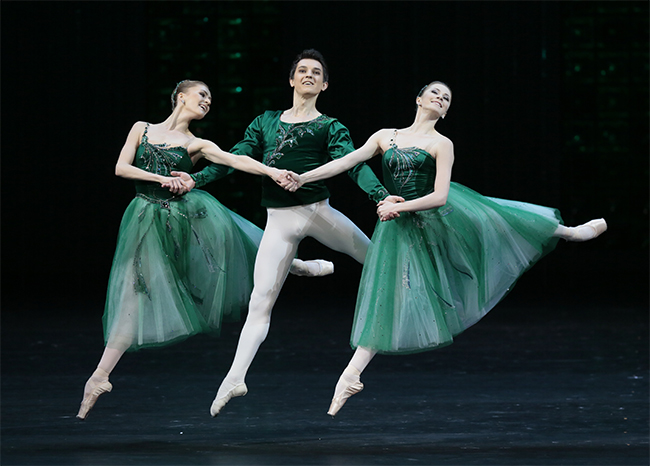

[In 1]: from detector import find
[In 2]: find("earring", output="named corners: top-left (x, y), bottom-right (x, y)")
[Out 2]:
top-left (441, 114), bottom-right (446, 119)
top-left (181, 99), bottom-right (185, 104)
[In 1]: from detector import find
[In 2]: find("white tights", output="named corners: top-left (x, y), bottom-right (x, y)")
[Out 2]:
top-left (217, 200), bottom-right (371, 398)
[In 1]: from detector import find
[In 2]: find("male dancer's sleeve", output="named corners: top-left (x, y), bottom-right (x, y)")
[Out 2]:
top-left (190, 115), bottom-right (265, 188)
top-left (328, 121), bottom-right (389, 203)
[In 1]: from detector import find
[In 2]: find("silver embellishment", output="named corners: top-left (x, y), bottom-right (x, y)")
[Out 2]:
top-left (266, 115), bottom-right (330, 166)
top-left (387, 146), bottom-right (421, 195)
top-left (139, 133), bottom-right (185, 176)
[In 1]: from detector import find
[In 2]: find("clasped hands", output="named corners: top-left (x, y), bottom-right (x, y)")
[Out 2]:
top-left (274, 171), bottom-right (404, 222)
top-left (160, 171), bottom-right (196, 194)
top-left (275, 170), bottom-right (302, 192)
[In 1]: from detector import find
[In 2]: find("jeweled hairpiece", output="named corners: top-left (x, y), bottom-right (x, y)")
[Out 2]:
top-left (171, 80), bottom-right (191, 109)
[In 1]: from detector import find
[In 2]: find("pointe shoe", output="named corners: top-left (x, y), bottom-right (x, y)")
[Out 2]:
top-left (291, 259), bottom-right (334, 277)
top-left (327, 380), bottom-right (364, 417)
top-left (566, 218), bottom-right (608, 242)
top-left (210, 383), bottom-right (247, 417)
top-left (76, 380), bottom-right (113, 420)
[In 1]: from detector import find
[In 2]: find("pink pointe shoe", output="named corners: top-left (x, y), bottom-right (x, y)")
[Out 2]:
top-left (566, 218), bottom-right (608, 242)
top-left (327, 379), bottom-right (364, 417)
top-left (210, 383), bottom-right (248, 417)
top-left (76, 379), bottom-right (113, 420)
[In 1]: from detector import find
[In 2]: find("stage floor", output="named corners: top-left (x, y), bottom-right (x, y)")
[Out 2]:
top-left (2, 301), bottom-right (648, 466)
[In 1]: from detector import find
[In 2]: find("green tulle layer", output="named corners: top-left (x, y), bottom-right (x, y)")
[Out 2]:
top-left (102, 189), bottom-right (262, 352)
top-left (351, 182), bottom-right (562, 355)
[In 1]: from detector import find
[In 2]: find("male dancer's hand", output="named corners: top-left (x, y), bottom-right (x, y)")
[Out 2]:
top-left (279, 171), bottom-right (302, 192)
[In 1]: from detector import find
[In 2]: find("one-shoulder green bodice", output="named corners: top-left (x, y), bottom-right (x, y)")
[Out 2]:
top-left (381, 146), bottom-right (436, 200)
top-left (133, 125), bottom-right (194, 199)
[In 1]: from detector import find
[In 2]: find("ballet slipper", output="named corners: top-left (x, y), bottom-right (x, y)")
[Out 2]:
top-left (210, 383), bottom-right (248, 417)
top-left (565, 218), bottom-right (608, 242)
top-left (290, 259), bottom-right (334, 277)
top-left (313, 259), bottom-right (334, 276)
top-left (327, 379), bottom-right (364, 417)
top-left (76, 371), bottom-right (113, 420)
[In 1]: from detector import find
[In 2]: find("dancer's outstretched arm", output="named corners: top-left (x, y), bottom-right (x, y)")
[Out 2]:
top-left (169, 113), bottom-right (266, 192)
top-left (188, 138), bottom-right (286, 183)
top-left (285, 129), bottom-right (390, 190)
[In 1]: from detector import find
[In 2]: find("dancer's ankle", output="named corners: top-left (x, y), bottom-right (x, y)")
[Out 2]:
top-left (93, 367), bottom-right (110, 380)
top-left (217, 377), bottom-right (244, 399)
top-left (341, 364), bottom-right (361, 379)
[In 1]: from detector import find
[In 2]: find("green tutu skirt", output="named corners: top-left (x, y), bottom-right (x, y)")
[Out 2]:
top-left (102, 189), bottom-right (261, 352)
top-left (351, 182), bottom-right (562, 355)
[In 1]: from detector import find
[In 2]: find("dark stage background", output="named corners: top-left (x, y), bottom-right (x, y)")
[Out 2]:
top-left (2, 2), bottom-right (648, 326)
top-left (2, 2), bottom-right (649, 465)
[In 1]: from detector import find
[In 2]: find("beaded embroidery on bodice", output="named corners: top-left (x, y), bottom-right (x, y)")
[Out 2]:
top-left (137, 124), bottom-right (191, 177)
top-left (383, 130), bottom-right (435, 199)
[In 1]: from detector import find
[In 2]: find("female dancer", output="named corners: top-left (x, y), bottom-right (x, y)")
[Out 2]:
top-left (282, 81), bottom-right (607, 416)
top-left (76, 80), bottom-right (332, 419)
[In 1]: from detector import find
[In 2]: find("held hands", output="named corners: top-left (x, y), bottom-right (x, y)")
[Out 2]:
top-left (161, 171), bottom-right (196, 194)
top-left (276, 171), bottom-right (302, 192)
top-left (270, 169), bottom-right (291, 188)
top-left (377, 195), bottom-right (405, 221)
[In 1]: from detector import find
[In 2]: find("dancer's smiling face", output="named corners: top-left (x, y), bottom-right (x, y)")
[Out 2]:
top-left (178, 84), bottom-right (212, 119)
top-left (290, 59), bottom-right (328, 95)
top-left (416, 82), bottom-right (452, 117)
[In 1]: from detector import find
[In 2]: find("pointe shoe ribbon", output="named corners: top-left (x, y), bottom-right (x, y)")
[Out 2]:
top-left (210, 383), bottom-right (248, 417)
top-left (327, 380), bottom-right (363, 417)
top-left (76, 380), bottom-right (113, 420)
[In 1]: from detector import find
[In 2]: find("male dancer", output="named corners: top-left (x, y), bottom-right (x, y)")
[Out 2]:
top-left (171, 50), bottom-right (401, 416)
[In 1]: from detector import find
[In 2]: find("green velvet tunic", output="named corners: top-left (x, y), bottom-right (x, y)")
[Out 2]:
top-left (191, 111), bottom-right (388, 207)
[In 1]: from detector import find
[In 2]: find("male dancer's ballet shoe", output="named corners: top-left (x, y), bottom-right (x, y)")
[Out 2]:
top-left (76, 379), bottom-right (113, 420)
top-left (327, 380), bottom-right (364, 417)
top-left (210, 383), bottom-right (248, 417)
top-left (566, 218), bottom-right (608, 242)
top-left (313, 259), bottom-right (334, 276)
top-left (291, 259), bottom-right (334, 277)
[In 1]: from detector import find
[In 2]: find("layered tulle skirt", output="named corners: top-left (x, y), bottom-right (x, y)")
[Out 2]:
top-left (103, 189), bottom-right (262, 352)
top-left (351, 182), bottom-right (562, 354)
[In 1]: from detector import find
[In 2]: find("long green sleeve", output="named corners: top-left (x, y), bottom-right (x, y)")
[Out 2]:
top-left (327, 121), bottom-right (389, 203)
top-left (190, 164), bottom-right (233, 188)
